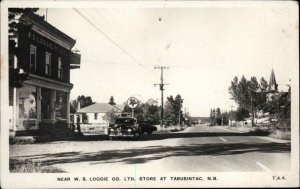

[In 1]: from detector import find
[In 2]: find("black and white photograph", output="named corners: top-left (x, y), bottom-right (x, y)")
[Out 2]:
top-left (0, 0), bottom-right (299, 188)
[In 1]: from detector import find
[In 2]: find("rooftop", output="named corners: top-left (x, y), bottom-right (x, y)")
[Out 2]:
top-left (77, 103), bottom-right (124, 113)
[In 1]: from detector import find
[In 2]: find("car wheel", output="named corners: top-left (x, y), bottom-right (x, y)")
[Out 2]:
top-left (133, 132), bottom-right (140, 140)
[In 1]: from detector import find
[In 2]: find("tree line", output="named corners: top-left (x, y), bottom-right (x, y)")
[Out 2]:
top-left (209, 108), bottom-right (230, 126)
top-left (70, 94), bottom-right (188, 126)
top-left (228, 75), bottom-right (291, 126)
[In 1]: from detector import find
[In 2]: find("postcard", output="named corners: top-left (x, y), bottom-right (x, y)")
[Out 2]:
top-left (1, 0), bottom-right (299, 188)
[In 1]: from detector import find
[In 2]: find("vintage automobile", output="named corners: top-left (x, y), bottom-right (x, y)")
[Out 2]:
top-left (107, 117), bottom-right (141, 140)
top-left (138, 121), bottom-right (158, 135)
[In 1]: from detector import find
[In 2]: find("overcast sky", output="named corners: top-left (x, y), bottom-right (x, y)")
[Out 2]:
top-left (36, 2), bottom-right (298, 117)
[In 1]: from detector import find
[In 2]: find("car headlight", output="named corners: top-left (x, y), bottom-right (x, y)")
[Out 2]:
top-left (128, 129), bottom-right (132, 132)
top-left (110, 128), bottom-right (114, 131)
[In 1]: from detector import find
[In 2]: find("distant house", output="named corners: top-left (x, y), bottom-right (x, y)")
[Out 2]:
top-left (74, 103), bottom-right (124, 125)
top-left (189, 117), bottom-right (210, 123)
top-left (72, 103), bottom-right (124, 134)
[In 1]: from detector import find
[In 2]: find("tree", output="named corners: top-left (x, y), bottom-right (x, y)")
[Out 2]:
top-left (229, 75), bottom-right (268, 125)
top-left (174, 95), bottom-right (184, 125)
top-left (221, 111), bottom-right (230, 125)
top-left (235, 107), bottom-right (250, 122)
top-left (122, 98), bottom-right (160, 124)
top-left (70, 95), bottom-right (95, 111)
top-left (144, 99), bottom-right (160, 124)
top-left (260, 77), bottom-right (268, 92)
top-left (209, 109), bottom-right (214, 125)
top-left (102, 108), bottom-right (118, 124)
top-left (8, 8), bottom-right (41, 60)
top-left (163, 95), bottom-right (184, 126)
top-left (164, 95), bottom-right (176, 126)
top-left (109, 96), bottom-right (116, 105)
top-left (9, 8), bottom-right (40, 41)
top-left (216, 108), bottom-right (222, 125)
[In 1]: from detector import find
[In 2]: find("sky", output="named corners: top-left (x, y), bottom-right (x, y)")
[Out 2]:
top-left (35, 2), bottom-right (298, 117)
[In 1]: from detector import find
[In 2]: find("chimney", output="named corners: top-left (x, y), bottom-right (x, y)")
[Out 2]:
top-left (78, 101), bottom-right (81, 110)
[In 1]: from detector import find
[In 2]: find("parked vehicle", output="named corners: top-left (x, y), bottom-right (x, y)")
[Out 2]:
top-left (107, 117), bottom-right (141, 140)
top-left (138, 121), bottom-right (157, 134)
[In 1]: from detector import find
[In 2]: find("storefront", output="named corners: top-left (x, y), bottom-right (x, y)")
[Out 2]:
top-left (14, 73), bottom-right (72, 134)
top-left (9, 11), bottom-right (80, 135)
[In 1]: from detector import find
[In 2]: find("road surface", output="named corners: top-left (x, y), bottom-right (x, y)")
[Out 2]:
top-left (10, 124), bottom-right (290, 173)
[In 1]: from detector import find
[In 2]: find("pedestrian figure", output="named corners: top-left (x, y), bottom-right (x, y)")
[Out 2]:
top-left (76, 115), bottom-right (82, 136)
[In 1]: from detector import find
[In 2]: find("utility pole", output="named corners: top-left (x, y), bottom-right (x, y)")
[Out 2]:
top-left (154, 66), bottom-right (169, 129)
top-left (221, 110), bottom-right (223, 126)
top-left (178, 98), bottom-right (184, 126)
top-left (251, 97), bottom-right (254, 128)
top-left (230, 106), bottom-right (234, 126)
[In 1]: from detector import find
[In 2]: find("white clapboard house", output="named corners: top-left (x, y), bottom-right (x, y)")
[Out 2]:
top-left (74, 103), bottom-right (124, 134)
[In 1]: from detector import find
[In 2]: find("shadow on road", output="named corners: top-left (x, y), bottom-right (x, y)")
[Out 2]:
top-left (38, 131), bottom-right (272, 143)
top-left (10, 142), bottom-right (290, 168)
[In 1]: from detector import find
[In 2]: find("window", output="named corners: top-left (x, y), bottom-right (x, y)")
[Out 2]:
top-left (94, 113), bottom-right (98, 120)
top-left (30, 45), bottom-right (36, 71)
top-left (45, 52), bottom-right (51, 75)
top-left (58, 57), bottom-right (63, 79)
top-left (19, 85), bottom-right (37, 119)
top-left (55, 91), bottom-right (67, 120)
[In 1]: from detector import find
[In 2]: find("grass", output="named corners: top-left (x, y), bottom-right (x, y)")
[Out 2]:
top-left (269, 129), bottom-right (291, 140)
top-left (229, 125), bottom-right (291, 140)
top-left (10, 159), bottom-right (66, 173)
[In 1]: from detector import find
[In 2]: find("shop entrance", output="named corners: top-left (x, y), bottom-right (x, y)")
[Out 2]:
top-left (41, 88), bottom-right (52, 120)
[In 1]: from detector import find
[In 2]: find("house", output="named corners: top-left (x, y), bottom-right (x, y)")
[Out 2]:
top-left (9, 11), bottom-right (81, 135)
top-left (73, 103), bottom-right (124, 133)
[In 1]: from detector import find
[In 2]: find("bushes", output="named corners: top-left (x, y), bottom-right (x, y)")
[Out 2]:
top-left (10, 159), bottom-right (65, 173)
top-left (269, 129), bottom-right (291, 140)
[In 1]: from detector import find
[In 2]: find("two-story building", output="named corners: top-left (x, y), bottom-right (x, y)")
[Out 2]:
top-left (9, 11), bottom-right (80, 135)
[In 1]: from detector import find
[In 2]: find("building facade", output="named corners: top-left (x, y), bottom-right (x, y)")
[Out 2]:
top-left (9, 12), bottom-right (80, 135)
top-left (73, 103), bottom-right (124, 134)
top-left (75, 103), bottom-right (124, 125)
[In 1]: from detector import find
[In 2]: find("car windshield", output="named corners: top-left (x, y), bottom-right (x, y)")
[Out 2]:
top-left (115, 118), bottom-right (134, 125)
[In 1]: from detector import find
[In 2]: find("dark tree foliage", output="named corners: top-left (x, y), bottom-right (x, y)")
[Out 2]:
top-left (235, 107), bottom-right (250, 121)
top-left (8, 8), bottom-right (40, 40)
top-left (229, 75), bottom-right (268, 121)
top-left (70, 95), bottom-right (95, 111)
top-left (163, 95), bottom-right (184, 125)
top-left (109, 96), bottom-right (116, 105)
top-left (122, 99), bottom-right (160, 125)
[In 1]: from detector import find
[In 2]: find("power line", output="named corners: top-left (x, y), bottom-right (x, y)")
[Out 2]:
top-left (82, 59), bottom-right (154, 67)
top-left (73, 8), bottom-right (146, 68)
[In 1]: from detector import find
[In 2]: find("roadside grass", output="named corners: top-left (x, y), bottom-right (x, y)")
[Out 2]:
top-left (269, 129), bottom-right (291, 140)
top-left (10, 159), bottom-right (66, 173)
top-left (228, 126), bottom-right (290, 140)
top-left (249, 127), bottom-right (271, 136)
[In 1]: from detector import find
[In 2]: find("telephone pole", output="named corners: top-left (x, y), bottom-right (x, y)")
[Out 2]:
top-left (179, 98), bottom-right (184, 126)
top-left (154, 66), bottom-right (169, 129)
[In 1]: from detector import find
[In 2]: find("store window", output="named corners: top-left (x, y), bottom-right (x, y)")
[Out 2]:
top-left (58, 57), bottom-right (63, 79)
top-left (55, 91), bottom-right (67, 120)
top-left (19, 85), bottom-right (37, 119)
top-left (30, 45), bottom-right (36, 71)
top-left (45, 52), bottom-right (51, 75)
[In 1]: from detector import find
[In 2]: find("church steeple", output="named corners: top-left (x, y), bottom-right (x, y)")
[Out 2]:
top-left (268, 69), bottom-right (278, 92)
